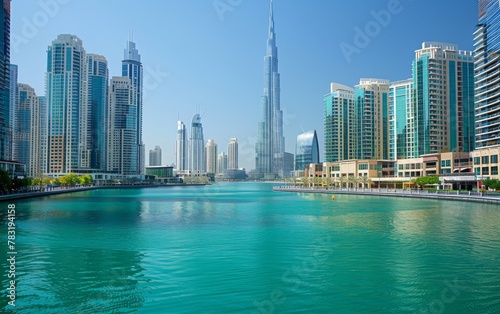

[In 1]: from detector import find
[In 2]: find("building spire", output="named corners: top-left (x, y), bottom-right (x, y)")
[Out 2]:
top-left (269, 0), bottom-right (274, 36)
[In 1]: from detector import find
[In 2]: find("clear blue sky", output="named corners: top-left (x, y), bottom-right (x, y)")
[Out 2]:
top-left (11, 0), bottom-right (477, 170)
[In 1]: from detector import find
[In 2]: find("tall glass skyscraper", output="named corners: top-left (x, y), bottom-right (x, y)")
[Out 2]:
top-left (389, 79), bottom-right (415, 160)
top-left (122, 40), bottom-right (143, 175)
top-left (256, 0), bottom-right (285, 179)
top-left (324, 83), bottom-right (356, 162)
top-left (39, 96), bottom-right (48, 175)
top-left (295, 130), bottom-right (319, 171)
top-left (475, 1), bottom-right (500, 148)
top-left (413, 42), bottom-right (474, 155)
top-left (46, 34), bottom-right (85, 174)
top-left (189, 114), bottom-right (205, 174)
top-left (355, 78), bottom-right (390, 160)
top-left (107, 76), bottom-right (137, 176)
top-left (149, 145), bottom-right (162, 166)
top-left (228, 138), bottom-right (238, 170)
top-left (0, 0), bottom-right (10, 161)
top-left (205, 139), bottom-right (217, 174)
top-left (16, 83), bottom-right (40, 178)
top-left (176, 120), bottom-right (188, 171)
top-left (83, 54), bottom-right (108, 171)
top-left (9, 64), bottom-right (16, 161)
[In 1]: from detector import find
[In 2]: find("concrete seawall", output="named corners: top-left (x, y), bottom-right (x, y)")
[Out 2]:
top-left (273, 186), bottom-right (500, 205)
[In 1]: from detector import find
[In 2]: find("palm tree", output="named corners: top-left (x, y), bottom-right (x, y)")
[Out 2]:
top-left (359, 176), bottom-right (373, 190)
top-left (338, 176), bottom-right (346, 189)
top-left (348, 176), bottom-right (359, 190)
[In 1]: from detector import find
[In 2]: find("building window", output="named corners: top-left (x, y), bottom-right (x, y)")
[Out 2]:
top-left (491, 155), bottom-right (498, 164)
top-left (358, 163), bottom-right (368, 170)
top-left (482, 156), bottom-right (489, 164)
top-left (482, 167), bottom-right (489, 175)
top-left (475, 167), bottom-right (480, 175)
top-left (474, 157), bottom-right (480, 165)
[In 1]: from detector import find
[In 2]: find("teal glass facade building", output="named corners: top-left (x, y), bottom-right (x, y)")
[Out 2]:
top-left (85, 54), bottom-right (108, 171)
top-left (413, 42), bottom-right (474, 155)
top-left (0, 0), bottom-right (10, 161)
top-left (323, 83), bottom-right (355, 162)
top-left (389, 79), bottom-right (415, 160)
top-left (122, 41), bottom-right (143, 175)
top-left (46, 34), bottom-right (85, 174)
top-left (475, 0), bottom-right (500, 148)
top-left (295, 130), bottom-right (319, 171)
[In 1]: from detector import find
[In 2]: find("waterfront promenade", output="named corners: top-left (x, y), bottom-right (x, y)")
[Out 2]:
top-left (274, 186), bottom-right (500, 204)
top-left (0, 183), bottom-right (208, 202)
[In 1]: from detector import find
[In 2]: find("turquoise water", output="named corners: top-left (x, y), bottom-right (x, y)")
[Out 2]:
top-left (1, 182), bottom-right (499, 313)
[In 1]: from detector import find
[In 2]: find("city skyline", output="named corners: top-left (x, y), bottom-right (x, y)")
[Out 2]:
top-left (10, 0), bottom-right (477, 170)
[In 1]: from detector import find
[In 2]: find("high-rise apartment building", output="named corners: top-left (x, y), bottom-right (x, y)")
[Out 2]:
top-left (413, 42), bottom-right (474, 155)
top-left (205, 139), bottom-right (217, 174)
top-left (39, 96), bottom-right (48, 175)
top-left (149, 145), bottom-right (162, 167)
top-left (256, 0), bottom-right (285, 179)
top-left (176, 120), bottom-right (188, 171)
top-left (82, 54), bottom-right (108, 170)
top-left (217, 152), bottom-right (227, 175)
top-left (228, 138), bottom-right (238, 170)
top-left (188, 113), bottom-right (205, 174)
top-left (107, 76), bottom-right (137, 176)
top-left (46, 34), bottom-right (85, 174)
top-left (16, 84), bottom-right (40, 178)
top-left (475, 2), bottom-right (500, 148)
top-left (295, 130), bottom-right (319, 171)
top-left (122, 40), bottom-right (144, 175)
top-left (389, 79), bottom-right (415, 160)
top-left (324, 83), bottom-right (355, 162)
top-left (355, 78), bottom-right (390, 160)
top-left (9, 64), bottom-right (16, 161)
top-left (0, 1), bottom-right (10, 161)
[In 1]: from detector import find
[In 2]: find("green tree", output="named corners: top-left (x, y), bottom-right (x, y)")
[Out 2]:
top-left (0, 169), bottom-right (11, 192)
top-left (59, 173), bottom-right (80, 187)
top-left (347, 176), bottom-right (359, 190)
top-left (79, 174), bottom-right (93, 186)
top-left (359, 176), bottom-right (372, 189)
top-left (413, 175), bottom-right (440, 187)
top-left (483, 179), bottom-right (500, 191)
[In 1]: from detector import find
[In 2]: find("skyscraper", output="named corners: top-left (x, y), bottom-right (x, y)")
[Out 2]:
top-left (0, 0), bottom-right (10, 161)
top-left (16, 84), bottom-right (40, 178)
top-left (413, 42), bottom-right (474, 155)
top-left (39, 96), bottom-right (48, 175)
top-left (176, 120), bottom-right (188, 171)
top-left (9, 64), bottom-right (16, 161)
top-left (256, 0), bottom-right (284, 179)
top-left (355, 78), bottom-right (390, 160)
top-left (389, 79), bottom-right (415, 160)
top-left (205, 139), bottom-right (217, 174)
top-left (475, 2), bottom-right (500, 148)
top-left (228, 138), bottom-right (238, 170)
top-left (107, 76), bottom-right (137, 176)
top-left (83, 54), bottom-right (108, 170)
top-left (295, 130), bottom-right (319, 171)
top-left (217, 152), bottom-right (227, 175)
top-left (122, 40), bottom-right (144, 175)
top-left (324, 83), bottom-right (356, 162)
top-left (46, 34), bottom-right (85, 174)
top-left (149, 145), bottom-right (162, 166)
top-left (188, 113), bottom-right (205, 175)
